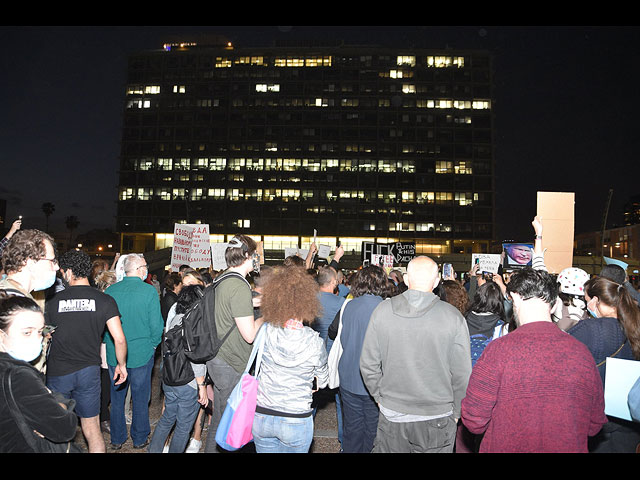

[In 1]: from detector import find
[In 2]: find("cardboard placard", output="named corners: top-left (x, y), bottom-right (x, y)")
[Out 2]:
top-left (536, 192), bottom-right (575, 274)
top-left (171, 224), bottom-right (212, 270)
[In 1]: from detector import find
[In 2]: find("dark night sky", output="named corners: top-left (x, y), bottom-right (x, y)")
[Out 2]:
top-left (2, 25), bottom-right (639, 243)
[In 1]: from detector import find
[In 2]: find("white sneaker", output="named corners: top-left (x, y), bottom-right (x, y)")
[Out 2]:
top-left (185, 438), bottom-right (201, 453)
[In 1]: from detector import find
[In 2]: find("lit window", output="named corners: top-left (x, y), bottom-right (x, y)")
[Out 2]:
top-left (144, 85), bottom-right (161, 94)
top-left (473, 100), bottom-right (491, 109)
top-left (234, 219), bottom-right (250, 228)
top-left (454, 161), bottom-right (473, 174)
top-left (207, 188), bottom-right (225, 199)
top-left (416, 192), bottom-right (435, 204)
top-left (190, 189), bottom-right (204, 201)
top-left (215, 57), bottom-right (232, 68)
top-left (435, 161), bottom-right (453, 174)
top-left (435, 192), bottom-right (453, 204)
top-left (256, 84), bottom-right (280, 92)
top-left (397, 55), bottom-right (416, 67)
top-left (402, 84), bottom-right (415, 94)
top-left (209, 158), bottom-right (226, 170)
top-left (119, 188), bottom-right (135, 200)
top-left (172, 188), bottom-right (186, 199)
top-left (157, 158), bottom-right (172, 170)
top-left (137, 188), bottom-right (153, 201)
top-left (417, 223), bottom-right (435, 232)
top-left (157, 188), bottom-right (171, 201)
top-left (174, 158), bottom-right (190, 170)
top-left (455, 192), bottom-right (473, 206)
top-left (137, 158), bottom-right (154, 170)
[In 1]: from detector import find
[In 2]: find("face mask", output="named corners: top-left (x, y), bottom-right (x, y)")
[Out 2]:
top-left (251, 253), bottom-right (260, 274)
top-left (32, 270), bottom-right (56, 292)
top-left (3, 335), bottom-right (43, 363)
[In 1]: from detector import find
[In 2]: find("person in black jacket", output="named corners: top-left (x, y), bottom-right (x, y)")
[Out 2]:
top-left (0, 293), bottom-right (78, 452)
top-left (161, 272), bottom-right (182, 324)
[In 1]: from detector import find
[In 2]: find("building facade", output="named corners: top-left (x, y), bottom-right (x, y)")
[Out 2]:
top-left (116, 35), bottom-right (495, 258)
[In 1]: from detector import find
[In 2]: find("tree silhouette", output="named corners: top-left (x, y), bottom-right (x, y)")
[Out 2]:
top-left (65, 215), bottom-right (80, 246)
top-left (41, 202), bottom-right (55, 233)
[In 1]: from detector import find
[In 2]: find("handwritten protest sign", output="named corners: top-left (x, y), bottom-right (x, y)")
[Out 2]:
top-left (372, 254), bottom-right (394, 274)
top-left (171, 224), bottom-right (212, 270)
top-left (471, 253), bottom-right (501, 274)
top-left (211, 243), bottom-right (229, 271)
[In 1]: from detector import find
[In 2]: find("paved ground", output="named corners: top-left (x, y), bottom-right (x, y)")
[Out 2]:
top-left (72, 355), bottom-right (341, 454)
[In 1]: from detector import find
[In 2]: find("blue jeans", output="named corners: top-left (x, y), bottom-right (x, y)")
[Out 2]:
top-left (148, 383), bottom-right (200, 453)
top-left (340, 387), bottom-right (379, 453)
top-left (252, 412), bottom-right (314, 453)
top-left (108, 355), bottom-right (155, 446)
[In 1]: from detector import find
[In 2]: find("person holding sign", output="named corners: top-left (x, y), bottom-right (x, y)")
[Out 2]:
top-left (567, 276), bottom-right (640, 452)
top-left (461, 268), bottom-right (606, 453)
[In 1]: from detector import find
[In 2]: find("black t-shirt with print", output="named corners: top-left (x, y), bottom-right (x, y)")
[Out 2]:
top-left (44, 285), bottom-right (120, 377)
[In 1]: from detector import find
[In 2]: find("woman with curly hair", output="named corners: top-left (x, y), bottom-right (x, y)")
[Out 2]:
top-left (328, 265), bottom-right (388, 453)
top-left (251, 266), bottom-right (329, 453)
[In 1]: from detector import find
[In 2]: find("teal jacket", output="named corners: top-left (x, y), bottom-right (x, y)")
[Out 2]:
top-left (104, 276), bottom-right (164, 368)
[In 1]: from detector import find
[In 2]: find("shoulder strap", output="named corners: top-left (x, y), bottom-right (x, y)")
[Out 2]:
top-left (1, 362), bottom-right (42, 452)
top-left (597, 339), bottom-right (628, 367)
top-left (335, 298), bottom-right (351, 338)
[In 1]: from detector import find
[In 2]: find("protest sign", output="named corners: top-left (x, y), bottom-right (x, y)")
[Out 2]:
top-left (471, 253), bottom-right (502, 274)
top-left (284, 247), bottom-right (309, 260)
top-left (604, 358), bottom-right (640, 421)
top-left (371, 254), bottom-right (394, 274)
top-left (317, 244), bottom-right (331, 259)
top-left (211, 242), bottom-right (229, 271)
top-left (536, 192), bottom-right (575, 274)
top-left (171, 224), bottom-right (212, 270)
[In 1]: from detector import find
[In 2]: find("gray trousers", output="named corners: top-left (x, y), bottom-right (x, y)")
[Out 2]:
top-left (203, 356), bottom-right (243, 453)
top-left (372, 412), bottom-right (456, 453)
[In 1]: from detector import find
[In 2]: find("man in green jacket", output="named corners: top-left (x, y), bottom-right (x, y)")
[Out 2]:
top-left (104, 253), bottom-right (164, 450)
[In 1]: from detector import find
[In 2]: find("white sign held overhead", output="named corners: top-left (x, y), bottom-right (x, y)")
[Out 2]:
top-left (211, 243), bottom-right (229, 271)
top-left (471, 253), bottom-right (502, 274)
top-left (171, 224), bottom-right (212, 271)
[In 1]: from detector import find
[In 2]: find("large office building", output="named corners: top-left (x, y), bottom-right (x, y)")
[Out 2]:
top-left (116, 34), bottom-right (495, 260)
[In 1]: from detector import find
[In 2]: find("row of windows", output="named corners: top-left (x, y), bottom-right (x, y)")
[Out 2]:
top-left (127, 96), bottom-right (491, 110)
top-left (155, 54), bottom-right (465, 69)
top-left (119, 186), bottom-right (488, 205)
top-left (129, 157), bottom-right (475, 174)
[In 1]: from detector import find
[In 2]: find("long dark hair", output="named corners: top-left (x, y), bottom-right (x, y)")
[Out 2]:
top-left (175, 284), bottom-right (204, 315)
top-left (468, 281), bottom-right (505, 319)
top-left (584, 276), bottom-right (640, 360)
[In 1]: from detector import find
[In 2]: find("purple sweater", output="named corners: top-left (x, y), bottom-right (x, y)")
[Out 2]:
top-left (461, 321), bottom-right (607, 453)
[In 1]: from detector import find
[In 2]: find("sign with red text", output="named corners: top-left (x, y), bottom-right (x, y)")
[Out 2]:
top-left (171, 224), bottom-right (212, 270)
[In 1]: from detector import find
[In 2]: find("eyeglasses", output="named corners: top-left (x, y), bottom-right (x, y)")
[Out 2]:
top-left (39, 257), bottom-right (58, 266)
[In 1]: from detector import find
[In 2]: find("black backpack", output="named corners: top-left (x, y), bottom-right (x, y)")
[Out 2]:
top-left (162, 312), bottom-right (196, 386)
top-left (182, 271), bottom-right (250, 364)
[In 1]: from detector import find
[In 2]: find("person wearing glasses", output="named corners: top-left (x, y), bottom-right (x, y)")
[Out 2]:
top-left (0, 228), bottom-right (59, 301)
top-left (104, 253), bottom-right (164, 450)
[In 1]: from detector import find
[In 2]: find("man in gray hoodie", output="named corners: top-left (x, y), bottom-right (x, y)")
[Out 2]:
top-left (360, 255), bottom-right (472, 453)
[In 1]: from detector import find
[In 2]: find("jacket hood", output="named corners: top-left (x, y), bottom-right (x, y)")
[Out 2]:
top-left (390, 290), bottom-right (440, 318)
top-left (263, 324), bottom-right (320, 368)
top-left (465, 311), bottom-right (503, 336)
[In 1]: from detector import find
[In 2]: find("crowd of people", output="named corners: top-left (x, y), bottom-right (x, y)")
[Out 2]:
top-left (1, 216), bottom-right (640, 454)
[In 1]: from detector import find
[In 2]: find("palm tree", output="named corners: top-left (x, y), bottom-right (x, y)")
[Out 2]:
top-left (41, 202), bottom-right (55, 233)
top-left (65, 215), bottom-right (80, 246)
